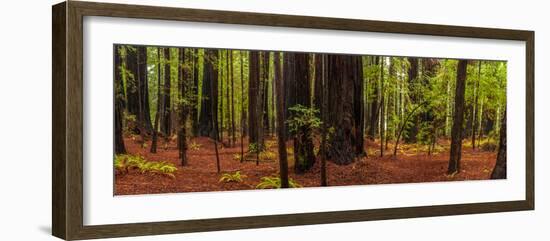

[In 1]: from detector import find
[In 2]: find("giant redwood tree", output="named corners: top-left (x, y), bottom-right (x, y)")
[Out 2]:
top-left (291, 53), bottom-right (315, 173)
top-left (248, 51), bottom-right (264, 150)
top-left (161, 48), bottom-right (171, 137)
top-left (199, 49), bottom-right (219, 139)
top-left (137, 46), bottom-right (153, 134)
top-left (325, 54), bottom-right (360, 165)
top-left (274, 52), bottom-right (290, 187)
top-left (114, 46), bottom-right (126, 154)
top-left (447, 60), bottom-right (468, 175)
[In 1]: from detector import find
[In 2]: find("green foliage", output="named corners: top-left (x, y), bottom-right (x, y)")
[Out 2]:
top-left (286, 105), bottom-right (322, 135)
top-left (256, 176), bottom-right (302, 189)
top-left (114, 154), bottom-right (177, 178)
top-left (233, 154), bottom-right (242, 161)
top-left (219, 171), bottom-right (247, 183)
top-left (259, 150), bottom-right (276, 161)
top-left (248, 142), bottom-right (263, 153)
top-left (189, 141), bottom-right (202, 151)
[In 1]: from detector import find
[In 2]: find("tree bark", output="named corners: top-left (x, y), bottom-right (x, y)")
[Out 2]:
top-left (490, 109), bottom-right (507, 179)
top-left (292, 53), bottom-right (315, 173)
top-left (124, 47), bottom-right (140, 123)
top-left (353, 55), bottom-right (366, 157)
top-left (472, 61), bottom-right (482, 150)
top-left (379, 57), bottom-right (385, 157)
top-left (198, 49), bottom-right (218, 139)
top-left (274, 52), bottom-right (290, 188)
top-left (368, 57), bottom-right (380, 139)
top-left (404, 57), bottom-right (419, 143)
top-left (137, 46), bottom-right (153, 134)
top-left (114, 46), bottom-right (127, 154)
top-left (240, 51), bottom-right (246, 162)
top-left (284, 52), bottom-right (297, 138)
top-left (191, 49), bottom-right (200, 136)
top-left (150, 48), bottom-right (163, 153)
top-left (230, 50), bottom-right (236, 147)
top-left (248, 51), bottom-right (262, 148)
top-left (447, 60), bottom-right (468, 175)
top-left (177, 48), bottom-right (189, 166)
top-left (325, 55), bottom-right (357, 165)
top-left (161, 48), bottom-right (171, 138)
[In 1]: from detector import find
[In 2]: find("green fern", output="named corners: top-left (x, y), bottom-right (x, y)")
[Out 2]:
top-left (114, 154), bottom-right (177, 178)
top-left (219, 171), bottom-right (246, 183)
top-left (256, 176), bottom-right (302, 189)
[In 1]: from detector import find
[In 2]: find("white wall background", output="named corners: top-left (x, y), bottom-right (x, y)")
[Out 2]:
top-left (0, 0), bottom-right (547, 240)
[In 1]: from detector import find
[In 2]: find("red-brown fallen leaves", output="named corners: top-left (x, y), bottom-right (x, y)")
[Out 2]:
top-left (115, 136), bottom-right (498, 195)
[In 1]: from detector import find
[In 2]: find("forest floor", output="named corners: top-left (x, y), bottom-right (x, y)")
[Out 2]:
top-left (115, 135), bottom-right (497, 195)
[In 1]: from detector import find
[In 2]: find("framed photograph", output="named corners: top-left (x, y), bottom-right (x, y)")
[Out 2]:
top-left (52, 1), bottom-right (534, 240)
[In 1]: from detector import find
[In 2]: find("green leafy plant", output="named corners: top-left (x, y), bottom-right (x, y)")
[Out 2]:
top-left (256, 176), bottom-right (302, 189)
top-left (114, 154), bottom-right (177, 178)
top-left (233, 154), bottom-right (243, 161)
top-left (286, 105), bottom-right (322, 136)
top-left (189, 141), bottom-right (202, 151)
top-left (248, 142), bottom-right (263, 153)
top-left (219, 171), bottom-right (247, 183)
top-left (259, 150), bottom-right (276, 161)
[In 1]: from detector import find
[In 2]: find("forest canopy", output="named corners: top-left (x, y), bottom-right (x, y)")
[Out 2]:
top-left (113, 45), bottom-right (507, 195)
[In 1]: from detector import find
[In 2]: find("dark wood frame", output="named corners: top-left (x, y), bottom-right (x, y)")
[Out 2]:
top-left (52, 1), bottom-right (535, 240)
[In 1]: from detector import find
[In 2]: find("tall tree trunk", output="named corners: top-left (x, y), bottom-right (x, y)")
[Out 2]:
top-left (490, 109), bottom-right (507, 179)
top-left (137, 46), bottom-right (153, 134)
top-left (204, 49), bottom-right (221, 172)
top-left (353, 55), bottom-right (366, 157)
top-left (191, 49), bottom-right (200, 136)
top-left (150, 48), bottom-right (163, 153)
top-left (114, 46), bottom-right (126, 154)
top-left (177, 48), bottom-right (189, 166)
top-left (319, 54), bottom-right (329, 186)
top-left (198, 50), bottom-right (218, 138)
top-left (230, 50), bottom-right (236, 147)
top-left (274, 52), bottom-right (290, 188)
top-left (284, 52), bottom-right (297, 138)
top-left (368, 57), bottom-right (380, 139)
top-left (219, 51), bottom-right (224, 143)
top-left (262, 52), bottom-right (270, 135)
top-left (162, 48), bottom-right (171, 138)
top-left (125, 47), bottom-right (140, 124)
top-left (447, 60), bottom-right (468, 175)
top-left (472, 61), bottom-right (482, 150)
top-left (326, 55), bottom-right (357, 165)
top-left (379, 57), bottom-right (385, 157)
top-left (292, 53), bottom-right (315, 173)
top-left (240, 51), bottom-right (246, 162)
top-left (404, 57), bottom-right (419, 143)
top-left (248, 51), bottom-right (261, 149)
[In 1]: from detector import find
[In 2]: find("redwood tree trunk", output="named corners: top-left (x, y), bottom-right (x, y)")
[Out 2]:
top-left (353, 55), bottom-right (365, 157)
top-left (137, 46), bottom-right (153, 134)
top-left (191, 49), bottom-right (200, 136)
top-left (177, 48), bottom-right (189, 166)
top-left (292, 53), bottom-right (315, 173)
top-left (150, 48), bottom-right (163, 153)
top-left (283, 52), bottom-right (297, 138)
top-left (248, 51), bottom-right (261, 147)
top-left (161, 48), bottom-right (171, 138)
top-left (198, 49), bottom-right (218, 139)
top-left (274, 52), bottom-right (290, 188)
top-left (404, 57), bottom-right (419, 143)
top-left (447, 60), bottom-right (468, 175)
top-left (491, 109), bottom-right (507, 179)
top-left (326, 55), bottom-right (357, 165)
top-left (125, 47), bottom-right (140, 123)
top-left (114, 46), bottom-right (126, 154)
